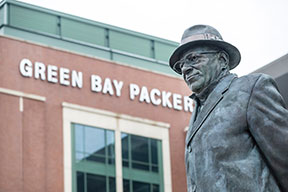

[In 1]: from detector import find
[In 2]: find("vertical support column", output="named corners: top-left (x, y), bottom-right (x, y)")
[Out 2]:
top-left (151, 40), bottom-right (155, 59)
top-left (3, 3), bottom-right (9, 25)
top-left (162, 130), bottom-right (172, 192)
top-left (148, 138), bottom-right (152, 171)
top-left (115, 119), bottom-right (123, 192)
top-left (105, 28), bottom-right (110, 48)
top-left (158, 141), bottom-right (164, 192)
top-left (63, 109), bottom-right (73, 192)
top-left (105, 28), bottom-right (113, 60)
top-left (57, 16), bottom-right (62, 38)
top-left (19, 96), bottom-right (23, 112)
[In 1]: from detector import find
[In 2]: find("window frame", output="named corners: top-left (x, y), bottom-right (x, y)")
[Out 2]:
top-left (63, 102), bottom-right (171, 192)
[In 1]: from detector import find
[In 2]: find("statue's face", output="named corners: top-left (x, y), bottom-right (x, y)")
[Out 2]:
top-left (179, 46), bottom-right (224, 93)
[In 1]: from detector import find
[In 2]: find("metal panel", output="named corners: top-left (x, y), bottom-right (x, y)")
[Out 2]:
top-left (9, 4), bottom-right (59, 35)
top-left (110, 30), bottom-right (151, 58)
top-left (3, 26), bottom-right (111, 59)
top-left (154, 42), bottom-right (177, 62)
top-left (2, 1), bottom-right (179, 76)
top-left (275, 73), bottom-right (288, 105)
top-left (112, 53), bottom-right (174, 75)
top-left (62, 18), bottom-right (106, 47)
top-left (0, 5), bottom-right (4, 26)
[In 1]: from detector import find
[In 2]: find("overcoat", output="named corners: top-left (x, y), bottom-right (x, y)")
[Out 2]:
top-left (185, 73), bottom-right (288, 192)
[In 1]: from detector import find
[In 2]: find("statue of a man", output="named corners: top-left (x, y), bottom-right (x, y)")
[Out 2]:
top-left (169, 25), bottom-right (288, 192)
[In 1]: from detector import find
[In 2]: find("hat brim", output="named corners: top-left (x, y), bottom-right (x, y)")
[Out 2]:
top-left (169, 40), bottom-right (241, 75)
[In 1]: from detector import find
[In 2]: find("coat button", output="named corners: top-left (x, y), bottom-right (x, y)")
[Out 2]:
top-left (188, 146), bottom-right (192, 153)
top-left (192, 185), bottom-right (197, 192)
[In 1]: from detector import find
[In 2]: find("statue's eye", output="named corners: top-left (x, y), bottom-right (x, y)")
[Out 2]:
top-left (187, 55), bottom-right (199, 63)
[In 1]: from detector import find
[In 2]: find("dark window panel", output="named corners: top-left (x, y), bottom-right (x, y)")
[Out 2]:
top-left (131, 135), bottom-right (149, 163)
top-left (121, 133), bottom-right (129, 159)
top-left (122, 161), bottom-right (129, 167)
top-left (151, 139), bottom-right (158, 165)
top-left (76, 171), bottom-right (84, 192)
top-left (152, 184), bottom-right (160, 192)
top-left (133, 181), bottom-right (150, 192)
top-left (87, 173), bottom-right (106, 192)
top-left (108, 157), bottom-right (115, 165)
top-left (132, 163), bottom-right (149, 171)
top-left (123, 179), bottom-right (130, 192)
top-left (109, 177), bottom-right (116, 192)
top-left (152, 166), bottom-right (158, 173)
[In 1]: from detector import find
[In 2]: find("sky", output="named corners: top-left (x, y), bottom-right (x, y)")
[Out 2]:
top-left (18, 0), bottom-right (288, 76)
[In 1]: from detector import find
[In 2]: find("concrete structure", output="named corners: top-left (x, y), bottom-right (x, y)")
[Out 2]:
top-left (253, 53), bottom-right (288, 105)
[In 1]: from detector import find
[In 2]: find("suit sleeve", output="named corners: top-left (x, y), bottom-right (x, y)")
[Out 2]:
top-left (247, 74), bottom-right (288, 191)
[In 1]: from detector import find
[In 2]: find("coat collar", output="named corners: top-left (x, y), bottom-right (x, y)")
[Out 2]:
top-left (186, 73), bottom-right (237, 146)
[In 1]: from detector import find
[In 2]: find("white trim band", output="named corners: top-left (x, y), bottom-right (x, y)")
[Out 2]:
top-left (62, 102), bottom-right (170, 129)
top-left (0, 87), bottom-right (46, 101)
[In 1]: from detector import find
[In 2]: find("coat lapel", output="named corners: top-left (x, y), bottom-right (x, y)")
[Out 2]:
top-left (186, 74), bottom-right (237, 146)
top-left (185, 100), bottom-right (199, 142)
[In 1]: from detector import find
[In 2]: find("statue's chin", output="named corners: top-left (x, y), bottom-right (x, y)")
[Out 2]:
top-left (190, 85), bottom-right (203, 94)
top-left (187, 78), bottom-right (204, 94)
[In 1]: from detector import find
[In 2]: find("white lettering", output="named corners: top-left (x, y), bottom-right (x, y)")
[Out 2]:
top-left (129, 84), bottom-right (140, 100)
top-left (139, 86), bottom-right (151, 103)
top-left (47, 65), bottom-right (58, 83)
top-left (173, 93), bottom-right (182, 110)
top-left (113, 80), bottom-right (123, 97)
top-left (103, 78), bottom-right (114, 96)
top-left (71, 70), bottom-right (83, 88)
top-left (18, 58), bottom-right (193, 112)
top-left (162, 91), bottom-right (172, 108)
top-left (60, 68), bottom-right (70, 86)
top-left (184, 96), bottom-right (193, 112)
top-left (91, 75), bottom-right (102, 92)
top-left (34, 62), bottom-right (45, 80)
top-left (150, 88), bottom-right (161, 105)
top-left (20, 58), bottom-right (32, 77)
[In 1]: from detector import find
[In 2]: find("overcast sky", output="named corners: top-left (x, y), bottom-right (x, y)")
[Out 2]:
top-left (18, 0), bottom-right (288, 76)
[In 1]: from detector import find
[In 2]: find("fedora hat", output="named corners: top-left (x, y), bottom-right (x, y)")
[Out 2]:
top-left (169, 25), bottom-right (241, 74)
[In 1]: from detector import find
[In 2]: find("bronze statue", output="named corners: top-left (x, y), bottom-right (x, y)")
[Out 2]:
top-left (169, 25), bottom-right (288, 192)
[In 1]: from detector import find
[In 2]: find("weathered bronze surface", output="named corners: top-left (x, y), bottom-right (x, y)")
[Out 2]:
top-left (170, 25), bottom-right (288, 192)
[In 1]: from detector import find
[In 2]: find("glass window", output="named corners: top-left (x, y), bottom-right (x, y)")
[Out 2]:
top-left (85, 126), bottom-right (105, 156)
top-left (73, 124), bottom-right (116, 192)
top-left (123, 179), bottom-right (160, 192)
top-left (87, 173), bottom-right (106, 192)
top-left (121, 133), bottom-right (160, 173)
top-left (72, 124), bottom-right (164, 192)
top-left (75, 124), bottom-right (85, 162)
top-left (131, 135), bottom-right (149, 171)
top-left (109, 177), bottom-right (116, 192)
top-left (74, 124), bottom-right (115, 164)
top-left (76, 171), bottom-right (116, 192)
top-left (122, 133), bottom-right (129, 167)
top-left (121, 133), bottom-right (163, 192)
top-left (133, 181), bottom-right (150, 192)
top-left (107, 130), bottom-right (115, 165)
top-left (123, 179), bottom-right (130, 192)
top-left (152, 184), bottom-right (160, 192)
top-left (77, 172), bottom-right (84, 192)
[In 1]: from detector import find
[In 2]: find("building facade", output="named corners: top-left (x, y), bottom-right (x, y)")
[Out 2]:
top-left (0, 1), bottom-right (193, 192)
top-left (253, 53), bottom-right (288, 105)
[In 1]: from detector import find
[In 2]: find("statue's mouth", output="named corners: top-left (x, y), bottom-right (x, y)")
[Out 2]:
top-left (186, 73), bottom-right (199, 82)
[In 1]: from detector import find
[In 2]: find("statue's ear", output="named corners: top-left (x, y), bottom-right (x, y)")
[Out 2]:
top-left (218, 51), bottom-right (229, 69)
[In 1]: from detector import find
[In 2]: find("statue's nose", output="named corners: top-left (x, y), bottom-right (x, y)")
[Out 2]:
top-left (181, 64), bottom-right (193, 76)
